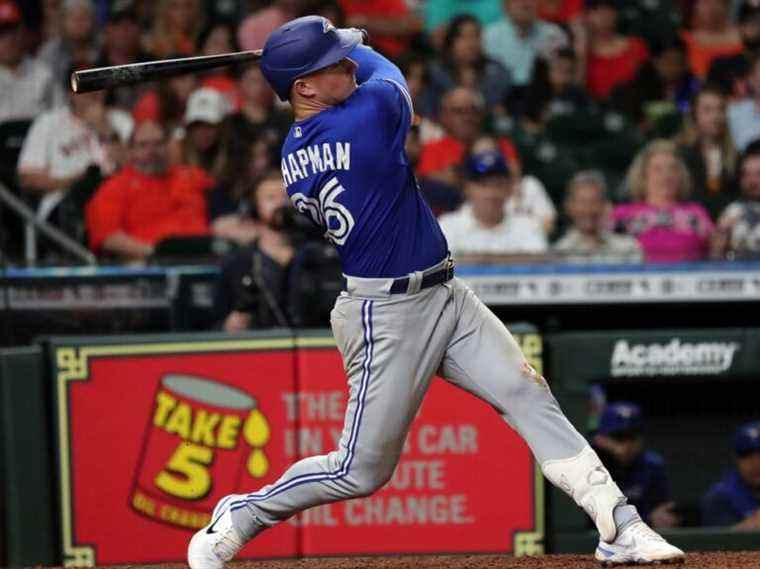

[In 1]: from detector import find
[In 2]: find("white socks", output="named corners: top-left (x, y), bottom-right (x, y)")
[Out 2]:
top-left (541, 445), bottom-right (627, 542)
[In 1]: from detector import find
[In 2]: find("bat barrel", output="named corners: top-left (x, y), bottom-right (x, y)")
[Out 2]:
top-left (70, 50), bottom-right (262, 93)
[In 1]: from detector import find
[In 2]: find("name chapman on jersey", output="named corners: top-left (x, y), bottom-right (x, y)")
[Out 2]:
top-left (281, 142), bottom-right (351, 187)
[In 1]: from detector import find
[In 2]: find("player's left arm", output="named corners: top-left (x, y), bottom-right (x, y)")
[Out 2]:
top-left (349, 44), bottom-right (407, 88)
top-left (347, 43), bottom-right (413, 123)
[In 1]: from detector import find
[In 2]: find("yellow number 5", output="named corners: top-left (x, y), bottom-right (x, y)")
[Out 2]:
top-left (155, 443), bottom-right (213, 499)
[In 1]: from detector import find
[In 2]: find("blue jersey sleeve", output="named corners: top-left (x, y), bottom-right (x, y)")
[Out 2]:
top-left (349, 45), bottom-right (413, 132)
top-left (351, 44), bottom-right (408, 88)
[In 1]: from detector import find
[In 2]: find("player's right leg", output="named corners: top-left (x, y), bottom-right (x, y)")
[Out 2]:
top-left (189, 285), bottom-right (454, 568)
top-left (438, 278), bottom-right (684, 565)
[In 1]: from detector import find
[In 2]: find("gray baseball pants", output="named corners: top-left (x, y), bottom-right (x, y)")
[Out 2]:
top-left (230, 272), bottom-right (589, 535)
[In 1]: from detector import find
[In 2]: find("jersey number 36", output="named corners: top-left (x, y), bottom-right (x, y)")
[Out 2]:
top-left (290, 177), bottom-right (355, 246)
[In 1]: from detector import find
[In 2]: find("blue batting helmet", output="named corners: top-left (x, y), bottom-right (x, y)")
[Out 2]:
top-left (260, 16), bottom-right (363, 101)
top-left (598, 402), bottom-right (644, 436)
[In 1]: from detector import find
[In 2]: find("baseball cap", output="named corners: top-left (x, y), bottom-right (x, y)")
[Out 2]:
top-left (734, 420), bottom-right (760, 456)
top-left (739, 0), bottom-right (760, 23)
top-left (184, 88), bottom-right (229, 126)
top-left (0, 1), bottom-right (22, 28)
top-left (597, 402), bottom-right (644, 437)
top-left (464, 150), bottom-right (510, 181)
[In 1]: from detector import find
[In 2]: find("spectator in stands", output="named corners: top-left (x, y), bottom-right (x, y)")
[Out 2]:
top-left (579, 0), bottom-right (649, 101)
top-left (728, 54), bottom-right (760, 151)
top-left (93, 1), bottom-right (151, 111)
top-left (339, 0), bottom-right (422, 58)
top-left (144, 0), bottom-right (203, 57)
top-left (428, 15), bottom-right (512, 115)
top-left (238, 0), bottom-right (303, 52)
top-left (592, 402), bottom-right (680, 529)
top-left (701, 420), bottom-right (760, 529)
top-left (614, 139), bottom-right (714, 263)
top-left (416, 87), bottom-right (519, 186)
top-left (405, 122), bottom-right (461, 216)
top-left (169, 87), bottom-right (230, 180)
top-left (37, 0), bottom-right (98, 87)
top-left (682, 0), bottom-right (744, 79)
top-left (524, 48), bottom-right (591, 120)
top-left (195, 22), bottom-right (241, 111)
top-left (713, 141), bottom-right (760, 257)
top-left (132, 71), bottom-right (197, 140)
top-left (707, 0), bottom-right (760, 98)
top-left (424, 0), bottom-right (504, 50)
top-left (225, 64), bottom-right (291, 156)
top-left (0, 0), bottom-right (64, 122)
top-left (209, 137), bottom-right (279, 245)
top-left (17, 79), bottom-right (124, 224)
top-left (482, 0), bottom-right (568, 87)
top-left (610, 37), bottom-right (699, 134)
top-left (397, 53), bottom-right (440, 133)
top-left (471, 134), bottom-right (557, 233)
top-left (438, 150), bottom-right (548, 256)
top-left (212, 170), bottom-right (294, 331)
top-left (86, 120), bottom-right (211, 261)
top-left (677, 85), bottom-right (740, 218)
top-left (554, 170), bottom-right (643, 262)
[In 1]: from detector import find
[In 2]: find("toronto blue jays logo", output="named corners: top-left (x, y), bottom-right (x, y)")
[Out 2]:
top-left (291, 177), bottom-right (355, 246)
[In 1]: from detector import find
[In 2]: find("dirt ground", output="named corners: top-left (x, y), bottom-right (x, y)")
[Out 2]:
top-left (127, 551), bottom-right (759, 569)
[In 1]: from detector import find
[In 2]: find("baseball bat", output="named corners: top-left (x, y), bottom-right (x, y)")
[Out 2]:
top-left (70, 50), bottom-right (263, 93)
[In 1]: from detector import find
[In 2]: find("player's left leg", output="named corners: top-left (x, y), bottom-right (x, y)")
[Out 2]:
top-left (439, 278), bottom-right (684, 565)
top-left (189, 284), bottom-right (457, 568)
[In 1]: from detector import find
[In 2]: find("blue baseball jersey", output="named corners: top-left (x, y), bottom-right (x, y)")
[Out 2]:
top-left (702, 469), bottom-right (759, 526)
top-left (280, 46), bottom-right (448, 278)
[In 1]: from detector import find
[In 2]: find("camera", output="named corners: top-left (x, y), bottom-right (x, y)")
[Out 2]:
top-left (231, 206), bottom-right (343, 328)
top-left (270, 205), bottom-right (325, 245)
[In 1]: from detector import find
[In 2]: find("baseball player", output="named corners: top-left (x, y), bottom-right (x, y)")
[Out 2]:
top-left (189, 16), bottom-right (684, 567)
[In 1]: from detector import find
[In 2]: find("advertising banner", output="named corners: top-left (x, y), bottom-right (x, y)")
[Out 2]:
top-left (51, 330), bottom-right (542, 567)
top-left (548, 328), bottom-right (760, 389)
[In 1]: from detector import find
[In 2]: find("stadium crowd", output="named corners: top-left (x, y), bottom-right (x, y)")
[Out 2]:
top-left (1, 0), bottom-right (760, 325)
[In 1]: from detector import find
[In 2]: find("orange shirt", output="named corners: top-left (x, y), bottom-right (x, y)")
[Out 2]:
top-left (338, 0), bottom-right (412, 58)
top-left (417, 136), bottom-right (520, 178)
top-left (586, 37), bottom-right (650, 100)
top-left (681, 30), bottom-right (743, 79)
top-left (86, 165), bottom-right (212, 251)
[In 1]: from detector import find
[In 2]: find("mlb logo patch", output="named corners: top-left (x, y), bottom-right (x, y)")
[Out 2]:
top-left (294, 126), bottom-right (302, 138)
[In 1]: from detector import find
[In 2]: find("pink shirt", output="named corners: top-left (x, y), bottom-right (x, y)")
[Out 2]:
top-left (612, 202), bottom-right (714, 263)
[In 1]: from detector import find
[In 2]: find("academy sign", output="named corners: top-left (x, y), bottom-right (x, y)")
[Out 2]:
top-left (610, 338), bottom-right (740, 377)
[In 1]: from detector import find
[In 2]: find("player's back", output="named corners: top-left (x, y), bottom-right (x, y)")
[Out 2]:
top-left (281, 59), bottom-right (447, 279)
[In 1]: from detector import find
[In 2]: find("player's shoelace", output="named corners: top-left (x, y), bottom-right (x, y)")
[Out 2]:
top-left (211, 527), bottom-right (244, 561)
top-left (623, 520), bottom-right (666, 544)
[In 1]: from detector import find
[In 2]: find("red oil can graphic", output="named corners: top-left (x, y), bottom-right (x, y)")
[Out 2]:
top-left (130, 374), bottom-right (271, 530)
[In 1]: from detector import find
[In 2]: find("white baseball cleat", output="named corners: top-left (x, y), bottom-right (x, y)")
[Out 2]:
top-left (188, 494), bottom-right (247, 569)
top-left (595, 516), bottom-right (685, 566)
